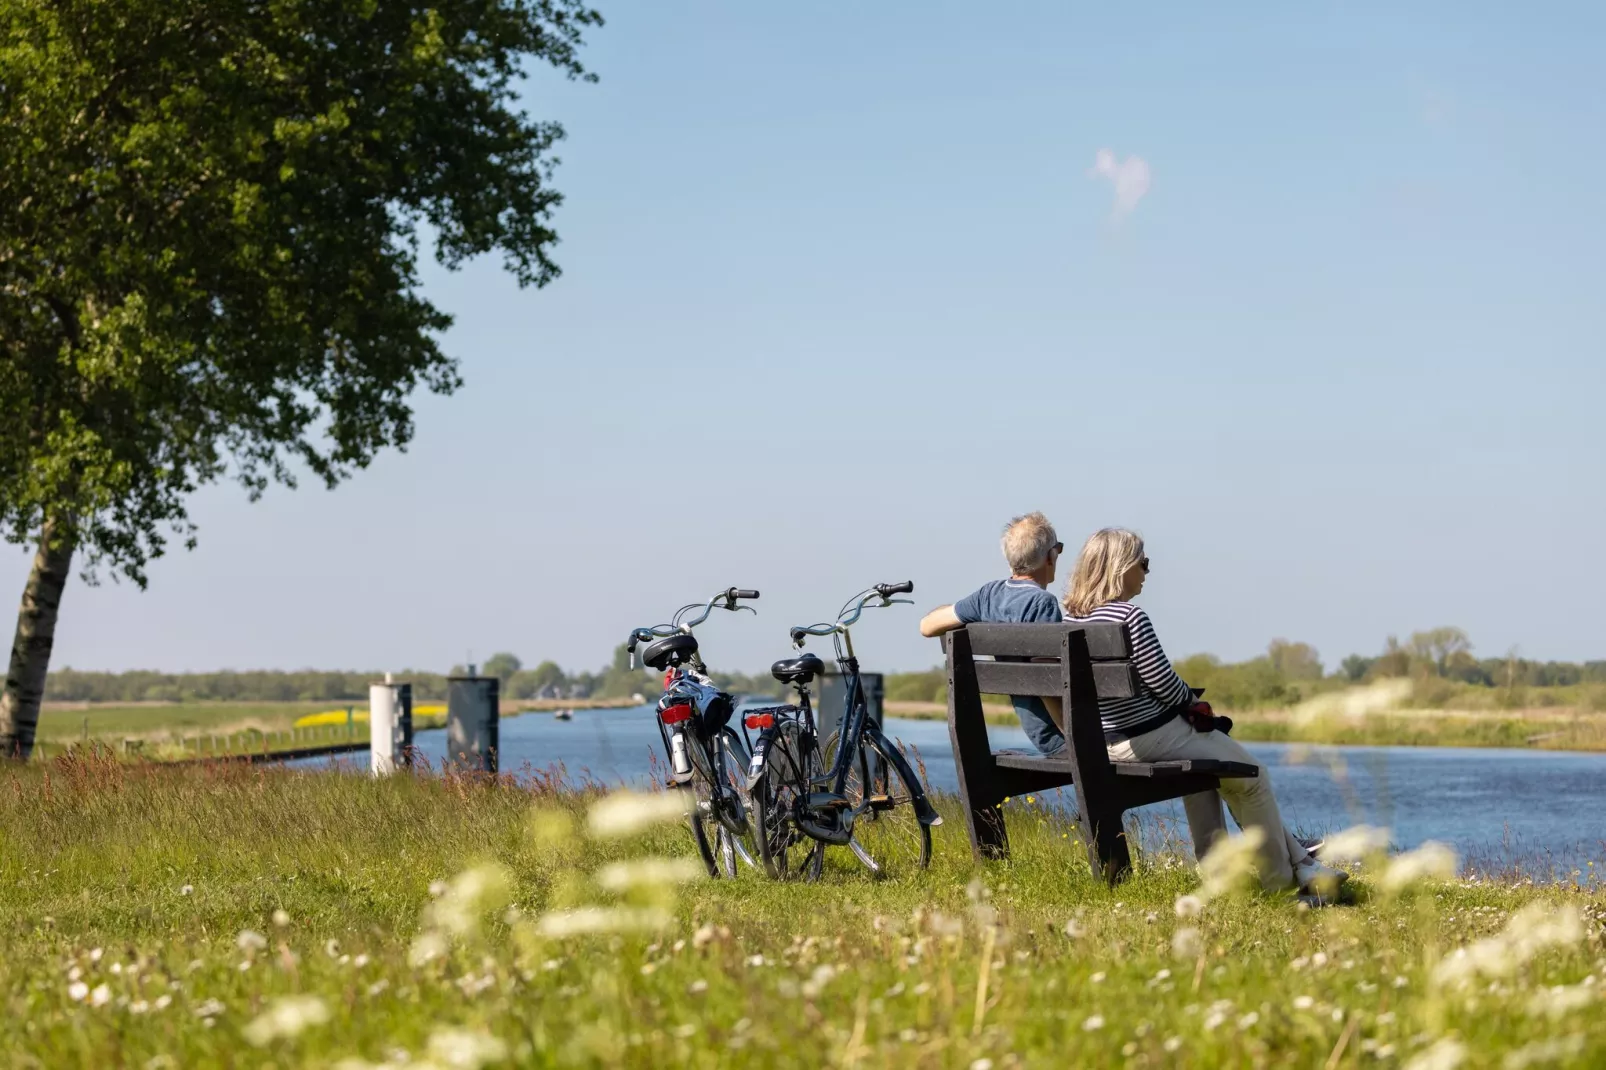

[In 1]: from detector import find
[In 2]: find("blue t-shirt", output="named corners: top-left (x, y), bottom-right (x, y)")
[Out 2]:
top-left (954, 579), bottom-right (1066, 758)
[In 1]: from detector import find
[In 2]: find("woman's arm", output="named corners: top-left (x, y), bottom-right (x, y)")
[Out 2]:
top-left (1125, 607), bottom-right (1194, 708)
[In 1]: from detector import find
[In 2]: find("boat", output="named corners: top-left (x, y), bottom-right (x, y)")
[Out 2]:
top-left (553, 708), bottom-right (574, 721)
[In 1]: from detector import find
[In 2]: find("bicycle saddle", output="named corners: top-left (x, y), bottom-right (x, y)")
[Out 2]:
top-left (770, 652), bottom-right (825, 684)
top-left (642, 634), bottom-right (699, 671)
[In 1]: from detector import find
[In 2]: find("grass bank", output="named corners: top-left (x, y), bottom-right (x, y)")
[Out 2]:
top-left (30, 699), bottom-right (627, 761)
top-left (1, 756), bottom-right (1602, 1067)
top-left (886, 701), bottom-right (1606, 753)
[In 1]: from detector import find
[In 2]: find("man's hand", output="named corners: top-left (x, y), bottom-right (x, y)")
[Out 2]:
top-left (919, 605), bottom-right (962, 638)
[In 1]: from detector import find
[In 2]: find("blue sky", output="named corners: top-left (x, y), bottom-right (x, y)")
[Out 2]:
top-left (11, 1), bottom-right (1604, 675)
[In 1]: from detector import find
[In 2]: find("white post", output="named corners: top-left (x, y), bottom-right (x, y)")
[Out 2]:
top-left (370, 679), bottom-right (401, 776)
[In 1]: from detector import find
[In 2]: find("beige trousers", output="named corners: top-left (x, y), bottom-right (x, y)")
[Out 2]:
top-left (1107, 715), bottom-right (1305, 891)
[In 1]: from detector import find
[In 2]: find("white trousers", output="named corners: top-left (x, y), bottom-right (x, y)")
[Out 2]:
top-left (1107, 715), bottom-right (1306, 891)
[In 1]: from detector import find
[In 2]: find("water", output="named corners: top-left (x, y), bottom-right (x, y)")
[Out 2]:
top-left (316, 706), bottom-right (1606, 875)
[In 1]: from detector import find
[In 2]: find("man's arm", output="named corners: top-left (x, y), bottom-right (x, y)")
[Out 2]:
top-left (919, 605), bottom-right (963, 638)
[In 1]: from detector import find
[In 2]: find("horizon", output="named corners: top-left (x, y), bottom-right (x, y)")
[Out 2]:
top-left (7, 1), bottom-right (1604, 676)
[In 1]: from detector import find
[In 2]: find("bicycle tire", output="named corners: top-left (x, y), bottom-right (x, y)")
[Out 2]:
top-left (753, 717), bottom-right (824, 881)
top-left (822, 729), bottom-right (933, 877)
top-left (687, 729), bottom-right (758, 879)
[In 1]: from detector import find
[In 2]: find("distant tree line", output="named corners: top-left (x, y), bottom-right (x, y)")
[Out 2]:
top-left (44, 626), bottom-right (1606, 711)
top-left (885, 627), bottom-right (1606, 712)
top-left (45, 644), bottom-right (780, 706)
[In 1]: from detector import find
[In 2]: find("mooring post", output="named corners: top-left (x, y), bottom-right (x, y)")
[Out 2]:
top-left (446, 673), bottom-right (499, 774)
top-left (370, 673), bottom-right (413, 776)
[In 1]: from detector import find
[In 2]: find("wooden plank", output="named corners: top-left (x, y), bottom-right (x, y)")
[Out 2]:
top-left (945, 628), bottom-right (1009, 860)
top-left (992, 752), bottom-right (1257, 780)
top-left (973, 660), bottom-right (1138, 700)
top-left (964, 622), bottom-right (1130, 660)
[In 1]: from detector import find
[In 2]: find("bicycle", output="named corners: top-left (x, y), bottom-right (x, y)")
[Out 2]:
top-left (627, 587), bottom-right (762, 879)
top-left (749, 581), bottom-right (942, 880)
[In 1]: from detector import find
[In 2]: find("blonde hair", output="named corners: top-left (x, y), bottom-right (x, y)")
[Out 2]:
top-left (1063, 528), bottom-right (1145, 618)
top-left (1001, 512), bottom-right (1058, 575)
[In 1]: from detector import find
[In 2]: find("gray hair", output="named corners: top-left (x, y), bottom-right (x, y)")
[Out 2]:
top-left (1001, 512), bottom-right (1058, 575)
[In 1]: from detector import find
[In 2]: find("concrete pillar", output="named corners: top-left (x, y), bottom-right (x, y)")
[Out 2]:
top-left (369, 676), bottom-right (413, 776)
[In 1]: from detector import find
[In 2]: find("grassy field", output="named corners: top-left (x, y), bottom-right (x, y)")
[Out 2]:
top-left (887, 701), bottom-right (1606, 753)
top-left (0, 755), bottom-right (1601, 1067)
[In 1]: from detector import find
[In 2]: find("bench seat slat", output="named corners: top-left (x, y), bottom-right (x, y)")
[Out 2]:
top-left (992, 750), bottom-right (1258, 780)
top-left (974, 660), bottom-right (1139, 700)
top-left (964, 622), bottom-right (1130, 660)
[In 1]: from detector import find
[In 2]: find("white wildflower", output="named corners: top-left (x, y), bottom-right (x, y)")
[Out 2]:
top-left (67, 981), bottom-right (89, 1002)
top-left (89, 948), bottom-right (103, 963)
top-left (179, 885), bottom-right (194, 896)
top-left (1526, 983), bottom-right (1593, 1019)
top-left (129, 1000), bottom-right (149, 1014)
top-left (1082, 1014), bottom-right (1104, 1030)
top-left (154, 995), bottom-right (172, 1011)
top-left (1433, 904), bottom-right (1586, 988)
top-left (1198, 827), bottom-right (1266, 901)
top-left (408, 930), bottom-right (448, 967)
top-left (271, 909), bottom-right (290, 927)
top-left (425, 864), bottom-right (514, 939)
top-left (1203, 1010), bottom-right (1227, 1030)
top-left (595, 857), bottom-right (703, 892)
top-left (1381, 842), bottom-right (1458, 892)
top-left (1238, 1011), bottom-right (1259, 1028)
top-left (1290, 679), bottom-right (1413, 726)
top-left (1173, 894), bottom-right (1204, 918)
top-left (1502, 1035), bottom-right (1586, 1070)
top-left (427, 1027), bottom-right (509, 1069)
top-left (586, 791), bottom-right (686, 839)
top-left (534, 906), bottom-right (673, 938)
top-left (1172, 927), bottom-right (1203, 958)
top-left (236, 930), bottom-right (268, 954)
top-left (192, 998), bottom-right (225, 1018)
top-left (1293, 995), bottom-right (1314, 1010)
top-left (969, 1060), bottom-right (994, 1070)
top-left (1404, 1037), bottom-right (1466, 1070)
top-left (1090, 971), bottom-right (1106, 983)
top-left (242, 996), bottom-right (331, 1046)
top-left (89, 984), bottom-right (110, 1007)
top-left (428, 879), bottom-right (448, 897)
top-left (1318, 825), bottom-right (1392, 863)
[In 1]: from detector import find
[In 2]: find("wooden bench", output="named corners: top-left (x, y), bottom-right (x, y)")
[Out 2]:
top-left (945, 621), bottom-right (1258, 884)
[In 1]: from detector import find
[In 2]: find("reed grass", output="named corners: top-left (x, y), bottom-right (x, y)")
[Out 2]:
top-left (0, 755), bottom-right (1602, 1067)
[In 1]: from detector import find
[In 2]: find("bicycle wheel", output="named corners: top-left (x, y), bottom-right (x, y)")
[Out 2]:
top-left (822, 729), bottom-right (932, 877)
top-left (687, 730), bottom-right (758, 879)
top-left (753, 717), bottom-right (824, 881)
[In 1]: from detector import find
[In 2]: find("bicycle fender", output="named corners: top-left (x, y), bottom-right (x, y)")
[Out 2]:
top-left (866, 727), bottom-right (944, 827)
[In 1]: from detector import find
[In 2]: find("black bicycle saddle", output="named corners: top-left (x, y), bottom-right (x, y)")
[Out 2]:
top-left (642, 634), bottom-right (699, 671)
top-left (770, 652), bottom-right (824, 684)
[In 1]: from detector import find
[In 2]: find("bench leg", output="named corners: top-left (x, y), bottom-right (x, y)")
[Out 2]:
top-left (961, 791), bottom-right (1009, 861)
top-left (1081, 805), bottom-right (1132, 885)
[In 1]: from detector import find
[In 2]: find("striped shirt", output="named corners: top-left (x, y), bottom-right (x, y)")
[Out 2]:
top-left (1063, 601), bottom-right (1192, 741)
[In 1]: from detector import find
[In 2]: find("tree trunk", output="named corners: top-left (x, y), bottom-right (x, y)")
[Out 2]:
top-left (0, 520), bottom-right (75, 760)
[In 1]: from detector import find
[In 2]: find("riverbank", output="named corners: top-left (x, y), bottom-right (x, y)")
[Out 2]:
top-left (885, 701), bottom-right (1606, 753)
top-left (30, 698), bottom-right (628, 761)
top-left (1, 755), bottom-right (1600, 1067)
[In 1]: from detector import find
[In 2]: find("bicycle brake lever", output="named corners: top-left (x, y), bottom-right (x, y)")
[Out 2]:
top-left (885, 598), bottom-right (915, 606)
top-left (732, 604), bottom-right (757, 616)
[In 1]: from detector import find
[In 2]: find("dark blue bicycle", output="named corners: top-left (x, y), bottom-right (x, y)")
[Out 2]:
top-left (748, 582), bottom-right (941, 880)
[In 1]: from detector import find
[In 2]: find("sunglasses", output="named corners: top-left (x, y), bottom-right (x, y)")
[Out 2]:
top-left (1051, 542), bottom-right (1064, 556)
top-left (1138, 557), bottom-right (1151, 573)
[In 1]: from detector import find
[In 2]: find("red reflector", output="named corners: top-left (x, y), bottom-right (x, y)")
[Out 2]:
top-left (744, 712), bottom-right (774, 729)
top-left (660, 703), bottom-right (693, 725)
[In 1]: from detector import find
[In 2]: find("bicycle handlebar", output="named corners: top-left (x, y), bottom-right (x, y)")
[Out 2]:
top-left (790, 581), bottom-right (916, 646)
top-left (625, 586), bottom-right (760, 665)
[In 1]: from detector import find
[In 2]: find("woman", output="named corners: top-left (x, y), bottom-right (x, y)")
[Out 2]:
top-left (1062, 528), bottom-right (1345, 896)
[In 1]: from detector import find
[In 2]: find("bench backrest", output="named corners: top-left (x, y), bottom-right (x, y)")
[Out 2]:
top-left (945, 622), bottom-right (1136, 784)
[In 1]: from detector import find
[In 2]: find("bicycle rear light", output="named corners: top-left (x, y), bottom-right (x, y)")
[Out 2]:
top-left (744, 712), bottom-right (775, 730)
top-left (659, 703), bottom-right (693, 725)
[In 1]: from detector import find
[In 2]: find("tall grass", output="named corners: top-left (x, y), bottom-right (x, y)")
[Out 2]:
top-left (0, 755), bottom-right (1601, 1067)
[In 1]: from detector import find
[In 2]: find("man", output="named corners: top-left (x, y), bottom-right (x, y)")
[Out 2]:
top-left (921, 513), bottom-right (1231, 863)
top-left (919, 511), bottom-right (1070, 757)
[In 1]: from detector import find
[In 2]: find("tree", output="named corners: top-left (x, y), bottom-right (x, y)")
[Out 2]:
top-left (1407, 627), bottom-right (1472, 677)
top-left (481, 652), bottom-right (523, 685)
top-left (1266, 639), bottom-right (1323, 681)
top-left (1339, 654), bottom-right (1375, 682)
top-left (0, 0), bottom-right (602, 758)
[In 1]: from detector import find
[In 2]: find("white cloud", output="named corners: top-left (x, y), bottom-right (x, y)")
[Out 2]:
top-left (1088, 149), bottom-right (1152, 221)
